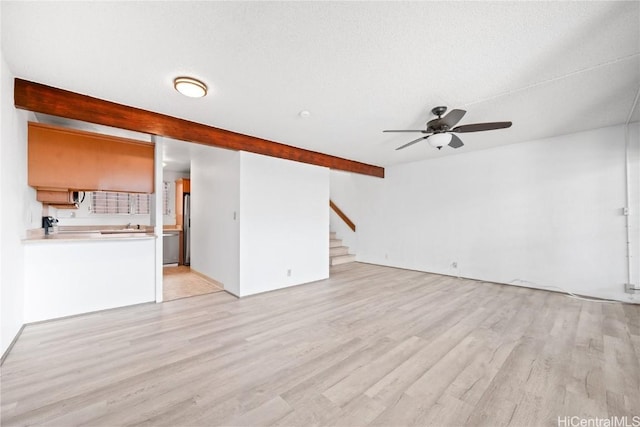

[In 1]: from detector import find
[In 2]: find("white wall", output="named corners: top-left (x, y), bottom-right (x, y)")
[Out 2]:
top-left (191, 146), bottom-right (241, 296)
top-left (23, 239), bottom-right (155, 322)
top-left (152, 137), bottom-right (164, 303)
top-left (352, 124), bottom-right (639, 303)
top-left (190, 147), bottom-right (329, 298)
top-left (0, 49), bottom-right (40, 355)
top-left (239, 152), bottom-right (329, 296)
top-left (626, 122), bottom-right (639, 288)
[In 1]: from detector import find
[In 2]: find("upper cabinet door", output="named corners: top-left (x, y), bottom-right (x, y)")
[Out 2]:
top-left (28, 122), bottom-right (154, 193)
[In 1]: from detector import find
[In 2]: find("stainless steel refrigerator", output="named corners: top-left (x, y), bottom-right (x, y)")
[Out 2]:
top-left (183, 193), bottom-right (191, 266)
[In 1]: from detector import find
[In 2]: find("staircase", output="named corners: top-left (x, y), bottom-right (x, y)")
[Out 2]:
top-left (330, 231), bottom-right (356, 266)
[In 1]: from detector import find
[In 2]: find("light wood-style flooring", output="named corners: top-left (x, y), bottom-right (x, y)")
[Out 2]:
top-left (2, 262), bottom-right (639, 426)
top-left (163, 265), bottom-right (224, 302)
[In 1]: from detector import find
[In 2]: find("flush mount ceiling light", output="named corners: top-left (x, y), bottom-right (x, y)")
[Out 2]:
top-left (173, 77), bottom-right (207, 98)
top-left (428, 133), bottom-right (452, 150)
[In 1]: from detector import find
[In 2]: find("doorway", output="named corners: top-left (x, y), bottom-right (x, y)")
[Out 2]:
top-left (163, 265), bottom-right (224, 301)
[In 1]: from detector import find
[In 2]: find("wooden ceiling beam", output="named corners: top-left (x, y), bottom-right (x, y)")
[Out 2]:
top-left (14, 78), bottom-right (384, 178)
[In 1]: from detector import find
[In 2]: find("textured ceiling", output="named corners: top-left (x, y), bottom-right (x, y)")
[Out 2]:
top-left (2, 1), bottom-right (639, 171)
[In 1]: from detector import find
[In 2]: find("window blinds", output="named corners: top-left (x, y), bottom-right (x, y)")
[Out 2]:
top-left (91, 191), bottom-right (151, 215)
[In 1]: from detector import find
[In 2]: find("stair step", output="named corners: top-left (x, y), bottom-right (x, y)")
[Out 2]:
top-left (329, 231), bottom-right (337, 239)
top-left (330, 246), bottom-right (349, 256)
top-left (329, 239), bottom-right (342, 248)
top-left (330, 254), bottom-right (356, 266)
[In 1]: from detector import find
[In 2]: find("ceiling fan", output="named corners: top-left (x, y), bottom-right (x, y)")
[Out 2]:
top-left (384, 106), bottom-right (512, 150)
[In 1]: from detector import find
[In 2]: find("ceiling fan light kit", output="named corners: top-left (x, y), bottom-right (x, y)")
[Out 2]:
top-left (428, 133), bottom-right (452, 150)
top-left (384, 106), bottom-right (512, 151)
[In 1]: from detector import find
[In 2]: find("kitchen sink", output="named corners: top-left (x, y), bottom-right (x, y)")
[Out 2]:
top-left (100, 229), bottom-right (148, 234)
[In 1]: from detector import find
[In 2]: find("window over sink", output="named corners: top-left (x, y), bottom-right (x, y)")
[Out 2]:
top-left (90, 191), bottom-right (150, 215)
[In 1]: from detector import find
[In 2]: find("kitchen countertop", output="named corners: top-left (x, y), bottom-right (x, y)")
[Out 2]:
top-left (23, 226), bottom-right (157, 244)
top-left (23, 232), bottom-right (157, 244)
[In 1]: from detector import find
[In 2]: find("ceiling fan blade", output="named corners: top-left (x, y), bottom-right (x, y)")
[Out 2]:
top-left (426, 109), bottom-right (466, 131)
top-left (440, 109), bottom-right (466, 128)
top-left (451, 121), bottom-right (512, 133)
top-left (383, 130), bottom-right (428, 133)
top-left (448, 134), bottom-right (464, 149)
top-left (396, 136), bottom-right (428, 151)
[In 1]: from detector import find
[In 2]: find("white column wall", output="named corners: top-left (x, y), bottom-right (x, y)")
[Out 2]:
top-left (239, 152), bottom-right (329, 296)
top-left (190, 146), bottom-right (241, 296)
top-left (152, 136), bottom-right (163, 302)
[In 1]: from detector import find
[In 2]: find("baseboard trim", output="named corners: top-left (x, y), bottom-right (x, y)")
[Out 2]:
top-left (223, 289), bottom-right (240, 299)
top-left (24, 301), bottom-right (156, 326)
top-left (189, 268), bottom-right (226, 290)
top-left (1, 324), bottom-right (25, 366)
top-left (353, 261), bottom-right (639, 305)
top-left (187, 267), bottom-right (237, 298)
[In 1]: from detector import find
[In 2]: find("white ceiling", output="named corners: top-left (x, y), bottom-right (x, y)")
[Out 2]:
top-left (2, 1), bottom-right (639, 171)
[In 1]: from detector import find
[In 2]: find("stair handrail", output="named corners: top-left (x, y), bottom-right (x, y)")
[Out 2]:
top-left (329, 199), bottom-right (356, 232)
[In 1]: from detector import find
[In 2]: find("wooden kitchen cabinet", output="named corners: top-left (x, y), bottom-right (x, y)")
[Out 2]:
top-left (28, 122), bottom-right (154, 194)
top-left (36, 189), bottom-right (77, 208)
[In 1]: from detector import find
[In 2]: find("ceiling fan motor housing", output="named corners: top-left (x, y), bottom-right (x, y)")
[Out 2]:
top-left (431, 106), bottom-right (447, 117)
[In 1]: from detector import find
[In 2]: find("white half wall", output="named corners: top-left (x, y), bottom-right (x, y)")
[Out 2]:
top-left (191, 146), bottom-right (241, 296)
top-left (23, 239), bottom-right (156, 322)
top-left (239, 152), bottom-right (330, 297)
top-left (353, 124), bottom-right (640, 303)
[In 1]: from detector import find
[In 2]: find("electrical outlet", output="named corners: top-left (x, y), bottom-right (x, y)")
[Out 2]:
top-left (624, 283), bottom-right (639, 294)
top-left (287, 269), bottom-right (292, 277)
top-left (451, 262), bottom-right (458, 269)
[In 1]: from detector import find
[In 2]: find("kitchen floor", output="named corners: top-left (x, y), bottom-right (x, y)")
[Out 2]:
top-left (163, 265), bottom-right (224, 301)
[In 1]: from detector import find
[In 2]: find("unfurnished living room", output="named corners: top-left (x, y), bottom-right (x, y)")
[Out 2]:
top-left (1, 2), bottom-right (639, 427)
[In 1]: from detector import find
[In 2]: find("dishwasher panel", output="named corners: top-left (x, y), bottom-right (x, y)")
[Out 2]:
top-left (163, 232), bottom-right (180, 264)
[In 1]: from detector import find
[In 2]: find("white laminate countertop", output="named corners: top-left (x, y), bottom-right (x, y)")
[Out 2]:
top-left (22, 231), bottom-right (157, 244)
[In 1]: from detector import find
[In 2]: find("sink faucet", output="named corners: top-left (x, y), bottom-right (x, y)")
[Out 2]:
top-left (125, 223), bottom-right (132, 229)
top-left (42, 216), bottom-right (58, 235)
